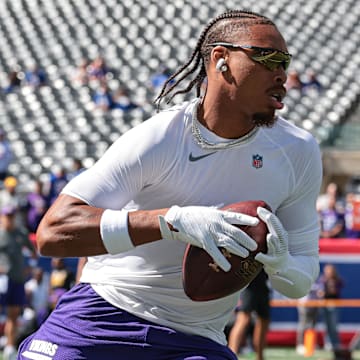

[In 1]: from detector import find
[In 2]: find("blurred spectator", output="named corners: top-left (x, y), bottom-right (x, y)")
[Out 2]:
top-left (317, 182), bottom-right (344, 212)
top-left (3, 68), bottom-right (22, 93)
top-left (24, 267), bottom-right (50, 327)
top-left (87, 56), bottom-right (110, 82)
top-left (0, 206), bottom-right (37, 359)
top-left (228, 270), bottom-right (271, 360)
top-left (93, 83), bottom-right (114, 111)
top-left (149, 65), bottom-right (173, 93)
top-left (319, 195), bottom-right (345, 238)
top-left (0, 177), bottom-right (21, 211)
top-left (317, 264), bottom-right (344, 351)
top-left (302, 69), bottom-right (323, 94)
top-left (48, 258), bottom-right (75, 310)
top-left (296, 280), bottom-right (322, 355)
top-left (66, 158), bottom-right (85, 182)
top-left (23, 180), bottom-right (48, 234)
top-left (113, 87), bottom-right (139, 112)
top-left (285, 69), bottom-right (303, 92)
top-left (0, 130), bottom-right (13, 181)
top-left (71, 57), bottom-right (90, 86)
top-left (345, 176), bottom-right (360, 196)
top-left (0, 176), bottom-right (27, 230)
top-left (344, 193), bottom-right (360, 239)
top-left (46, 166), bottom-right (68, 207)
top-left (24, 64), bottom-right (47, 88)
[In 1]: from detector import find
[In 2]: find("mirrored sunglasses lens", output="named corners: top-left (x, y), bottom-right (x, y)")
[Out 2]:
top-left (263, 61), bottom-right (279, 71)
top-left (262, 54), bottom-right (291, 71)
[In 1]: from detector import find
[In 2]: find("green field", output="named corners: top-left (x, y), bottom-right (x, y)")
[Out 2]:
top-left (237, 347), bottom-right (360, 360)
top-left (8, 347), bottom-right (360, 360)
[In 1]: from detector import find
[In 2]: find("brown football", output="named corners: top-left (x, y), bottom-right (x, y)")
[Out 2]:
top-left (182, 200), bottom-right (271, 301)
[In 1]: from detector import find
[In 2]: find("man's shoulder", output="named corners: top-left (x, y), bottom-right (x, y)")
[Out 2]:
top-left (150, 100), bottom-right (195, 122)
top-left (111, 100), bottom-right (194, 156)
top-left (274, 116), bottom-right (316, 141)
top-left (136, 100), bottom-right (195, 137)
top-left (260, 117), bottom-right (322, 175)
top-left (264, 116), bottom-right (319, 152)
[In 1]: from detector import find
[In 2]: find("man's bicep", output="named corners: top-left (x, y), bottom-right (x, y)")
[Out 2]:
top-left (61, 165), bottom-right (136, 210)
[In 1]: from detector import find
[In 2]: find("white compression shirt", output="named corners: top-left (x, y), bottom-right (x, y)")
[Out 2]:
top-left (62, 99), bottom-right (322, 345)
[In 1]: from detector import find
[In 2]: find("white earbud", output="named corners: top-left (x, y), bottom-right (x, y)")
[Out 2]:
top-left (216, 58), bottom-right (228, 72)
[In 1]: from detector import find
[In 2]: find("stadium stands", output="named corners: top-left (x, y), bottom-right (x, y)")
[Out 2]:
top-left (0, 0), bottom-right (359, 187)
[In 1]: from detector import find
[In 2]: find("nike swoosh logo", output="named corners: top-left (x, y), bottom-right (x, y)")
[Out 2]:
top-left (189, 151), bottom-right (217, 162)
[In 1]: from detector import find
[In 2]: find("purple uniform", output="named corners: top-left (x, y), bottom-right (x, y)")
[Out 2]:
top-left (18, 283), bottom-right (237, 360)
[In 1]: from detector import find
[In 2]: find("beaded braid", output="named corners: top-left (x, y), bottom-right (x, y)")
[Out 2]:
top-left (154, 9), bottom-right (274, 109)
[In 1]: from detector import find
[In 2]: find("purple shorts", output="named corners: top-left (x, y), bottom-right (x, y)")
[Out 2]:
top-left (17, 283), bottom-right (237, 360)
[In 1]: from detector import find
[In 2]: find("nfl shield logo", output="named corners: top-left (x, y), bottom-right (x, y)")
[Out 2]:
top-left (252, 154), bottom-right (263, 169)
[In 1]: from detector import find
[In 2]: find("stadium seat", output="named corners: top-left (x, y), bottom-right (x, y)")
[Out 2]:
top-left (0, 0), bottom-right (358, 181)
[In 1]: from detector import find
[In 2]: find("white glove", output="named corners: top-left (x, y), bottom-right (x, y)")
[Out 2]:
top-left (255, 207), bottom-right (320, 298)
top-left (159, 205), bottom-right (259, 272)
top-left (254, 207), bottom-right (291, 278)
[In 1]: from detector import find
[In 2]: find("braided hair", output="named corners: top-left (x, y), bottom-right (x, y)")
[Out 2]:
top-left (154, 10), bottom-right (275, 109)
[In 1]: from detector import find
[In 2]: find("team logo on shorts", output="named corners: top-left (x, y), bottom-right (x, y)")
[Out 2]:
top-left (22, 339), bottom-right (59, 359)
top-left (252, 154), bottom-right (263, 169)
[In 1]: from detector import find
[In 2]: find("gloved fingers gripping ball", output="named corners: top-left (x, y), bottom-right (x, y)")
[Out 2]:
top-left (179, 200), bottom-right (272, 301)
top-left (159, 205), bottom-right (258, 272)
top-left (255, 206), bottom-right (289, 275)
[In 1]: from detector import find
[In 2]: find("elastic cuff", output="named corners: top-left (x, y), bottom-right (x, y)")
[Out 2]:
top-left (164, 205), bottom-right (180, 223)
top-left (100, 209), bottom-right (134, 254)
top-left (158, 215), bottom-right (172, 240)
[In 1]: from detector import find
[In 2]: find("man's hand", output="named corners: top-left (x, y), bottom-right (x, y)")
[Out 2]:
top-left (255, 207), bottom-right (290, 276)
top-left (159, 205), bottom-right (259, 272)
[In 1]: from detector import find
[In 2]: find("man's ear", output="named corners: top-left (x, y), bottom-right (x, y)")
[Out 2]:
top-left (210, 46), bottom-right (229, 72)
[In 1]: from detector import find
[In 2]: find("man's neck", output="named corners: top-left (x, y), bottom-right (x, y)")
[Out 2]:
top-left (199, 95), bottom-right (255, 139)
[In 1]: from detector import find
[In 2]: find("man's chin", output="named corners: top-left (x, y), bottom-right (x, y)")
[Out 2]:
top-left (252, 110), bottom-right (277, 127)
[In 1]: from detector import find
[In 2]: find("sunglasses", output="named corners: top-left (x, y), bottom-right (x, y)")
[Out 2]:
top-left (208, 42), bottom-right (292, 71)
